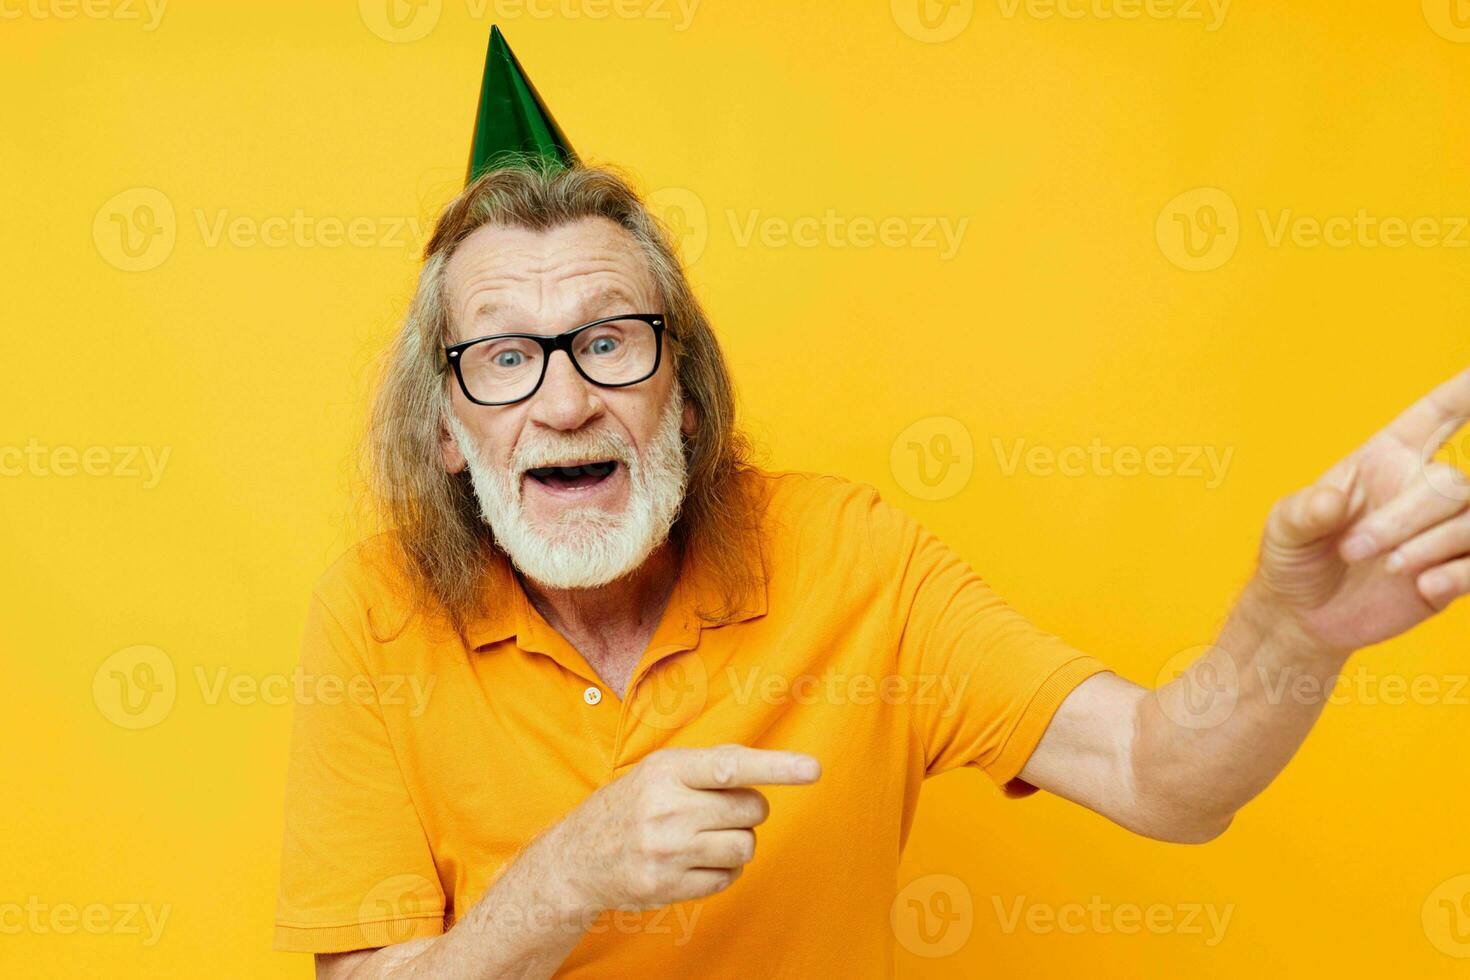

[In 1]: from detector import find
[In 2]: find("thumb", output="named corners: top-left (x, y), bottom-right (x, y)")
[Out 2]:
top-left (1269, 484), bottom-right (1353, 549)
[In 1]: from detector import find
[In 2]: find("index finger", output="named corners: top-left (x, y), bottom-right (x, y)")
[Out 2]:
top-left (677, 745), bottom-right (822, 789)
top-left (1380, 366), bottom-right (1470, 454)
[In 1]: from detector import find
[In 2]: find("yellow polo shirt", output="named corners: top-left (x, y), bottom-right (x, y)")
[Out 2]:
top-left (274, 468), bottom-right (1108, 974)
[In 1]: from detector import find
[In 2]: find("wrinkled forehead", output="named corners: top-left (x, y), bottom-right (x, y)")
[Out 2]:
top-left (442, 216), bottom-right (659, 339)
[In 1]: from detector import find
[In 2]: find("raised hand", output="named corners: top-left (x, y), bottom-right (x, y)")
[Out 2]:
top-left (1258, 367), bottom-right (1470, 652)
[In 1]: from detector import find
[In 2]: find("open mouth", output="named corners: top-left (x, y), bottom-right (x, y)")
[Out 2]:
top-left (524, 459), bottom-right (620, 491)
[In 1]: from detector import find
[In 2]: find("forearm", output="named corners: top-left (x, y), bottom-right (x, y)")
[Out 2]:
top-left (328, 824), bottom-right (593, 980)
top-left (1131, 577), bottom-right (1348, 840)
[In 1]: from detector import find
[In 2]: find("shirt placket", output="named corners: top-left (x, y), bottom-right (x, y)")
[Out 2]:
top-left (511, 587), bottom-right (624, 775)
top-left (609, 576), bottom-right (705, 775)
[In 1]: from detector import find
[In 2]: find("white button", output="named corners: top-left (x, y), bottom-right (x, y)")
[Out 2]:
top-left (583, 686), bottom-right (602, 705)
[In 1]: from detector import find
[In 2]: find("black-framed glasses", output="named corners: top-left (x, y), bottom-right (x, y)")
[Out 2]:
top-left (444, 313), bottom-right (666, 407)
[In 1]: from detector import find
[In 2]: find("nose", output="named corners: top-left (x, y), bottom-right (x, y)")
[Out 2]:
top-left (526, 349), bottom-right (602, 431)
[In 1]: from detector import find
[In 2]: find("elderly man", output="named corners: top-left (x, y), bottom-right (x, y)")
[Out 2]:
top-left (273, 29), bottom-right (1469, 980)
top-left (272, 159), bottom-right (1470, 978)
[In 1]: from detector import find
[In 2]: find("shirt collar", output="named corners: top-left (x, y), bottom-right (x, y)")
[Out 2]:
top-left (465, 534), bottom-right (768, 653)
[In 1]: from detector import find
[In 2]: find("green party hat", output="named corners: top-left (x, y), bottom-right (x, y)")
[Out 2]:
top-left (466, 25), bottom-right (578, 184)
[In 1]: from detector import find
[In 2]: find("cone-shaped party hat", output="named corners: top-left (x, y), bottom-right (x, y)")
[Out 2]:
top-left (466, 25), bottom-right (578, 184)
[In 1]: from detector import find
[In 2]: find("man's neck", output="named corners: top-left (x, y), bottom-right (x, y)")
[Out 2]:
top-left (516, 539), bottom-right (682, 695)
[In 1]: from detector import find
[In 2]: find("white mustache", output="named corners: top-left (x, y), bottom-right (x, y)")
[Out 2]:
top-left (514, 434), bottom-right (632, 474)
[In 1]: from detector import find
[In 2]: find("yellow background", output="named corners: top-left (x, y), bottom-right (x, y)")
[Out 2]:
top-left (5, 0), bottom-right (1469, 975)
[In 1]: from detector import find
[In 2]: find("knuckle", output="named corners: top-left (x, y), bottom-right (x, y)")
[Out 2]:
top-left (1270, 494), bottom-right (1307, 535)
top-left (1396, 538), bottom-right (1423, 564)
top-left (729, 789), bottom-right (768, 826)
top-left (642, 749), bottom-right (677, 776)
top-left (634, 778), bottom-right (684, 819)
top-left (630, 867), bottom-right (666, 905)
top-left (632, 782), bottom-right (661, 817)
top-left (637, 822), bottom-right (679, 860)
top-left (710, 745), bottom-right (740, 786)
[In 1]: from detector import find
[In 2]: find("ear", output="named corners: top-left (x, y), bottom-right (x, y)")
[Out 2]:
top-left (440, 413), bottom-right (467, 474)
top-left (680, 399), bottom-right (697, 437)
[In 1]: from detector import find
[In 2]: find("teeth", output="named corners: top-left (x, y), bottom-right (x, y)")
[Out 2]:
top-left (527, 460), bottom-right (617, 481)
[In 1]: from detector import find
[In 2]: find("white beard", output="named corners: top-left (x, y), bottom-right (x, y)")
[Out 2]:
top-left (446, 384), bottom-right (689, 590)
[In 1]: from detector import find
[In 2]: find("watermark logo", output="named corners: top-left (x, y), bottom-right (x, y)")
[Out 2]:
top-left (1154, 644), bottom-right (1238, 730)
top-left (891, 873), bottom-right (974, 957)
top-left (629, 653), bottom-right (709, 731)
top-left (891, 0), bottom-right (974, 43)
top-left (891, 416), bottom-right (974, 501)
top-left (359, 0), bottom-right (442, 42)
top-left (646, 186), bottom-right (710, 266)
top-left (1424, 874), bottom-right (1470, 957)
top-left (1156, 187), bottom-right (1239, 272)
top-left (1421, 417), bottom-right (1470, 504)
top-left (1423, 0), bottom-right (1470, 42)
top-left (93, 646), bottom-right (177, 730)
top-left (94, 187), bottom-right (176, 272)
top-left (359, 874), bottom-right (443, 945)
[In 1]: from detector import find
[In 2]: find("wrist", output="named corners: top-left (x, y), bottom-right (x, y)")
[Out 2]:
top-left (1237, 575), bottom-right (1354, 667)
top-left (532, 818), bottom-right (607, 922)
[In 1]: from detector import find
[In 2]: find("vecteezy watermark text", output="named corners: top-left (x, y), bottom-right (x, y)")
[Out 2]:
top-left (0, 441), bottom-right (170, 488)
top-left (992, 894), bottom-right (1234, 945)
top-left (0, 0), bottom-right (167, 29)
top-left (992, 437), bottom-right (1234, 488)
top-left (0, 898), bottom-right (171, 946)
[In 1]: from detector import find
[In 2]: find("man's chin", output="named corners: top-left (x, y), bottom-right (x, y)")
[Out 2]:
top-left (516, 497), bottom-right (628, 537)
top-left (504, 530), bottom-right (646, 591)
top-left (521, 519), bottom-right (623, 552)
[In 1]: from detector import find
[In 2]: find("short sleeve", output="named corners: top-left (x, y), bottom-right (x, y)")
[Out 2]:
top-left (273, 591), bottom-right (446, 953)
top-left (865, 488), bottom-right (1109, 794)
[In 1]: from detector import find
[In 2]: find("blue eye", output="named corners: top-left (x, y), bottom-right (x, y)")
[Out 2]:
top-left (494, 351), bottom-right (525, 368)
top-left (588, 337), bottom-right (619, 355)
